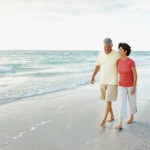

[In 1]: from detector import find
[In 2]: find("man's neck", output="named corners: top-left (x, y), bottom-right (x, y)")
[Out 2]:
top-left (105, 50), bottom-right (112, 54)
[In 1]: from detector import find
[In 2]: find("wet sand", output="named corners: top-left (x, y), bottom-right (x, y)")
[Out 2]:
top-left (0, 83), bottom-right (150, 150)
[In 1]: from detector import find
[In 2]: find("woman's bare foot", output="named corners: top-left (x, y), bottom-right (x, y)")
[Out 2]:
top-left (115, 124), bottom-right (122, 130)
top-left (107, 116), bottom-right (114, 122)
top-left (127, 115), bottom-right (134, 124)
top-left (127, 119), bottom-right (133, 124)
top-left (99, 120), bottom-right (106, 127)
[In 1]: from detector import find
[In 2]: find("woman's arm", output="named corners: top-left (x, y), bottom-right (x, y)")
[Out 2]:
top-left (131, 67), bottom-right (137, 94)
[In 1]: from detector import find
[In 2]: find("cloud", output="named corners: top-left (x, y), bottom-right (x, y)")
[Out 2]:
top-left (0, 0), bottom-right (145, 19)
top-left (0, 0), bottom-right (149, 50)
top-left (126, 0), bottom-right (150, 14)
top-left (0, 0), bottom-right (149, 25)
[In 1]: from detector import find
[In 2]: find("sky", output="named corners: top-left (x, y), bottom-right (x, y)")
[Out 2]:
top-left (0, 0), bottom-right (150, 50)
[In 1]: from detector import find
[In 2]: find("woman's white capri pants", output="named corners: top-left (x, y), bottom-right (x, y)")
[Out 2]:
top-left (118, 86), bottom-right (137, 118)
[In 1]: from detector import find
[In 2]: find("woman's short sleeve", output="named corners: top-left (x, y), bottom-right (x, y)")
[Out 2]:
top-left (131, 60), bottom-right (136, 68)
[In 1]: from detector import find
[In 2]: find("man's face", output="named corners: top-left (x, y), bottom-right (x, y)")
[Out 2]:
top-left (104, 44), bottom-right (113, 54)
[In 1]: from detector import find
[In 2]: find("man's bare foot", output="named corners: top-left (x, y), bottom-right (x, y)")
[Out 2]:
top-left (115, 124), bottom-right (122, 130)
top-left (99, 120), bottom-right (106, 127)
top-left (107, 116), bottom-right (114, 122)
top-left (127, 119), bottom-right (133, 124)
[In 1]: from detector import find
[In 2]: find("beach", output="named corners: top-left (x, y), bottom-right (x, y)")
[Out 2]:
top-left (0, 0), bottom-right (150, 148)
top-left (0, 50), bottom-right (150, 150)
top-left (0, 83), bottom-right (150, 150)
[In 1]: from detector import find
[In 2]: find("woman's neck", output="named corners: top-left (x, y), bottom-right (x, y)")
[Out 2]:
top-left (121, 55), bottom-right (128, 60)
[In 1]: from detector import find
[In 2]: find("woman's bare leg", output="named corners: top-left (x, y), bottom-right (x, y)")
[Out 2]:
top-left (115, 117), bottom-right (123, 130)
top-left (127, 114), bottom-right (134, 124)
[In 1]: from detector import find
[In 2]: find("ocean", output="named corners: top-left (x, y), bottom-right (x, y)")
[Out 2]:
top-left (0, 50), bottom-right (150, 105)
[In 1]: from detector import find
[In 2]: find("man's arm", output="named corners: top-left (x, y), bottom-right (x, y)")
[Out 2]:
top-left (91, 65), bottom-right (100, 84)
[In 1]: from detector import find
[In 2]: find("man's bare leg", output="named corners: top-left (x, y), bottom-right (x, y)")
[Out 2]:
top-left (107, 105), bottom-right (114, 122)
top-left (100, 101), bottom-right (111, 127)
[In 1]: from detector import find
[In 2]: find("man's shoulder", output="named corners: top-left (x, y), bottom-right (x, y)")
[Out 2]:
top-left (112, 50), bottom-right (120, 58)
top-left (98, 50), bottom-right (104, 54)
top-left (112, 50), bottom-right (119, 54)
top-left (97, 50), bottom-right (105, 57)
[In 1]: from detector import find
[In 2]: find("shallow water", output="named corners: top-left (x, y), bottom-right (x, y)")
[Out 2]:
top-left (0, 50), bottom-right (149, 104)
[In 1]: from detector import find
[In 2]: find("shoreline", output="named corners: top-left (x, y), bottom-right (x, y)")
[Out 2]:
top-left (0, 83), bottom-right (150, 150)
top-left (0, 81), bottom-right (97, 106)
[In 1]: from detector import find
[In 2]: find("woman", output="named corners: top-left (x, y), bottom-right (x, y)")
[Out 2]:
top-left (115, 43), bottom-right (137, 130)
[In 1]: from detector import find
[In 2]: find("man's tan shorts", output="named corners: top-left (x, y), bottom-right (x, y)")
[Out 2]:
top-left (100, 84), bottom-right (118, 101)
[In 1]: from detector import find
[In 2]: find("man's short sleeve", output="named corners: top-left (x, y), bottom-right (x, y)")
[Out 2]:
top-left (96, 52), bottom-right (101, 66)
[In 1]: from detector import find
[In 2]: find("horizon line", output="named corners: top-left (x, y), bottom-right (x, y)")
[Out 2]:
top-left (0, 49), bottom-right (150, 51)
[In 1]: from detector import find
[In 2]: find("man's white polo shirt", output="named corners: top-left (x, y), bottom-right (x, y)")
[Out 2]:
top-left (96, 50), bottom-right (120, 85)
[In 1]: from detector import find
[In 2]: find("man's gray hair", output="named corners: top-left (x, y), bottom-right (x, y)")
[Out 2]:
top-left (103, 37), bottom-right (113, 45)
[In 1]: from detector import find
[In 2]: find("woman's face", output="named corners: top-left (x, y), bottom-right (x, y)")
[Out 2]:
top-left (119, 47), bottom-right (127, 57)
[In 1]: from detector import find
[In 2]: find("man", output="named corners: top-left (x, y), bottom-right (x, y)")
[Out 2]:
top-left (91, 37), bottom-right (120, 127)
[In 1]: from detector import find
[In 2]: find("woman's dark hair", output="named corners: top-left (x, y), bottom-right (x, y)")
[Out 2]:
top-left (118, 43), bottom-right (131, 56)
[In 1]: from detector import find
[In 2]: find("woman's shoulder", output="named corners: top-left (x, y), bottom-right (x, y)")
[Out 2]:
top-left (128, 58), bottom-right (135, 63)
top-left (116, 58), bottom-right (122, 65)
top-left (117, 58), bottom-right (122, 62)
top-left (127, 58), bottom-right (136, 66)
